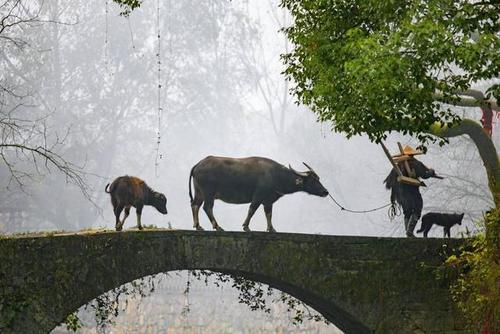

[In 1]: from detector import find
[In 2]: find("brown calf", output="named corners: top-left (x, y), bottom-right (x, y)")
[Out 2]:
top-left (105, 175), bottom-right (167, 231)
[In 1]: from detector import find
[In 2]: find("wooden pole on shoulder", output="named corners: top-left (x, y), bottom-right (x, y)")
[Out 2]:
top-left (380, 141), bottom-right (404, 177)
top-left (380, 141), bottom-right (423, 187)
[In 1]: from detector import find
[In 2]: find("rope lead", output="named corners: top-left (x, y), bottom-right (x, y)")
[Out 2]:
top-left (327, 193), bottom-right (392, 214)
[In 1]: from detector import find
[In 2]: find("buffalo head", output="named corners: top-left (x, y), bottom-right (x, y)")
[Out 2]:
top-left (151, 192), bottom-right (168, 214)
top-left (289, 163), bottom-right (329, 197)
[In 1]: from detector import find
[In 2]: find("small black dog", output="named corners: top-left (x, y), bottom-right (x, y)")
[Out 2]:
top-left (417, 212), bottom-right (464, 238)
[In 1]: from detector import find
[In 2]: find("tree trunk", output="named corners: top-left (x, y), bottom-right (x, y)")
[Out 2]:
top-left (430, 119), bottom-right (499, 208)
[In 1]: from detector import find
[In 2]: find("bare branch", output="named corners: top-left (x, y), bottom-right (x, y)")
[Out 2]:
top-left (433, 90), bottom-right (499, 112)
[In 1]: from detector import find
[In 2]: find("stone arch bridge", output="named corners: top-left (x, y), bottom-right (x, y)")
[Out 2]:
top-left (0, 230), bottom-right (466, 333)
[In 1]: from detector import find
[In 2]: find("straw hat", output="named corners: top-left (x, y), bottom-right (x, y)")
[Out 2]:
top-left (393, 145), bottom-right (423, 157)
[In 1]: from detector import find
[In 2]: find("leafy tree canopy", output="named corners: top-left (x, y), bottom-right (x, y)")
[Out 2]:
top-left (280, 0), bottom-right (499, 145)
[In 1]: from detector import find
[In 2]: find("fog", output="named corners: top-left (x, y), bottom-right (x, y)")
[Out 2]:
top-left (1, 0), bottom-right (497, 332)
top-left (1, 0), bottom-right (494, 237)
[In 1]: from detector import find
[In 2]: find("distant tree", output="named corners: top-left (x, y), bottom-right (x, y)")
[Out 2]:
top-left (1, 0), bottom-right (260, 232)
top-left (0, 1), bottom-right (89, 200)
top-left (280, 0), bottom-right (499, 208)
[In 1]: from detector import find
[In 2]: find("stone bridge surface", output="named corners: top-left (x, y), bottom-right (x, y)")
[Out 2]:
top-left (0, 230), bottom-right (467, 333)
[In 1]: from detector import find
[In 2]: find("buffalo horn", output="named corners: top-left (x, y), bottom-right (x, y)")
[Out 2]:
top-left (302, 162), bottom-right (317, 175)
top-left (289, 164), bottom-right (308, 177)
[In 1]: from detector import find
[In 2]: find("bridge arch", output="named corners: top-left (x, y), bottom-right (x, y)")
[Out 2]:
top-left (0, 230), bottom-right (465, 333)
top-left (54, 268), bottom-right (358, 333)
top-left (56, 267), bottom-right (367, 333)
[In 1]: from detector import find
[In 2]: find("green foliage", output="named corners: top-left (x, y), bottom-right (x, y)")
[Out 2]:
top-left (442, 209), bottom-right (499, 332)
top-left (64, 312), bottom-right (82, 332)
top-left (77, 275), bottom-right (159, 330)
top-left (189, 270), bottom-right (328, 325)
top-left (65, 270), bottom-right (327, 330)
top-left (280, 0), bottom-right (499, 146)
top-left (112, 0), bottom-right (142, 16)
top-left (0, 296), bottom-right (28, 329)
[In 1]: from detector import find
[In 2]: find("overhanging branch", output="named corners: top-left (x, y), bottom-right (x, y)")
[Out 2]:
top-left (430, 119), bottom-right (499, 207)
top-left (433, 92), bottom-right (499, 111)
top-left (434, 89), bottom-right (498, 137)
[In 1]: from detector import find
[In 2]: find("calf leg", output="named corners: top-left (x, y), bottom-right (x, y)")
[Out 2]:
top-left (242, 202), bottom-right (260, 232)
top-left (191, 195), bottom-right (204, 231)
top-left (263, 204), bottom-right (275, 233)
top-left (136, 204), bottom-right (144, 230)
top-left (203, 197), bottom-right (224, 231)
top-left (114, 204), bottom-right (125, 231)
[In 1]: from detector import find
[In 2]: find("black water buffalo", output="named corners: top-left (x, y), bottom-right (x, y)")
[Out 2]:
top-left (188, 156), bottom-right (329, 232)
top-left (105, 176), bottom-right (168, 231)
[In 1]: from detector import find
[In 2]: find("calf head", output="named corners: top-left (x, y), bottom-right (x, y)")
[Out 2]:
top-left (151, 192), bottom-right (168, 214)
top-left (289, 163), bottom-right (329, 197)
top-left (455, 213), bottom-right (465, 225)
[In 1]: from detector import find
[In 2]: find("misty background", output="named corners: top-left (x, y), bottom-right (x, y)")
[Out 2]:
top-left (1, 0), bottom-right (494, 237)
top-left (0, 0), bottom-right (496, 332)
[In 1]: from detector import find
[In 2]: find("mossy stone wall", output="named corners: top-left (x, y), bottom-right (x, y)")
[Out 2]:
top-left (0, 230), bottom-right (467, 333)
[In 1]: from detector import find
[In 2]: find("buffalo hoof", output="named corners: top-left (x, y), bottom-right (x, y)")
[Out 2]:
top-left (267, 227), bottom-right (276, 233)
top-left (243, 225), bottom-right (251, 232)
top-left (115, 225), bottom-right (122, 232)
top-left (138, 225), bottom-right (143, 231)
top-left (215, 225), bottom-right (224, 232)
top-left (195, 225), bottom-right (204, 231)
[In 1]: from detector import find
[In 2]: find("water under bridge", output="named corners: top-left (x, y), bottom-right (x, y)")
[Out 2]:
top-left (0, 230), bottom-right (467, 333)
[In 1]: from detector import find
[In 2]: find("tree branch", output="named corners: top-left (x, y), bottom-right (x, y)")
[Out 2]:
top-left (434, 92), bottom-right (499, 111)
top-left (430, 119), bottom-right (499, 207)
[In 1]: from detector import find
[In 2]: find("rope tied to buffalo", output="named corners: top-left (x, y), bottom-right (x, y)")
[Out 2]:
top-left (326, 192), bottom-right (400, 219)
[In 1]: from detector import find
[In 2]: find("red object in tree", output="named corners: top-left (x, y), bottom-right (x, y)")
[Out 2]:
top-left (481, 311), bottom-right (492, 334)
top-left (480, 105), bottom-right (493, 137)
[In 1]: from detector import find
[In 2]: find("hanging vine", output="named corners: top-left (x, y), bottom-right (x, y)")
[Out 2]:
top-left (154, 0), bottom-right (163, 177)
top-left (104, 0), bottom-right (109, 72)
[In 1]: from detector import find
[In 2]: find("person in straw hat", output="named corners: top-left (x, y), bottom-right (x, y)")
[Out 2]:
top-left (383, 145), bottom-right (443, 237)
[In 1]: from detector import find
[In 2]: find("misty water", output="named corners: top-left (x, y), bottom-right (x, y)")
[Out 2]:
top-left (0, 0), bottom-right (497, 333)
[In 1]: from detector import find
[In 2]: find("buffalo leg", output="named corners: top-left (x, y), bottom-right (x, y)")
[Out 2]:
top-left (114, 204), bottom-right (124, 231)
top-left (136, 204), bottom-right (144, 230)
top-left (121, 206), bottom-right (131, 226)
top-left (444, 226), bottom-right (450, 238)
top-left (203, 197), bottom-right (224, 231)
top-left (191, 196), bottom-right (204, 231)
top-left (242, 202), bottom-right (260, 232)
top-left (264, 204), bottom-right (275, 233)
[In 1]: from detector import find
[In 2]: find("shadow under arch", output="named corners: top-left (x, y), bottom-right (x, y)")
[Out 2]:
top-left (217, 269), bottom-right (370, 333)
top-left (54, 267), bottom-right (369, 334)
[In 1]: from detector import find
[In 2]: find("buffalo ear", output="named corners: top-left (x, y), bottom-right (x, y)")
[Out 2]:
top-left (295, 177), bottom-right (303, 186)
